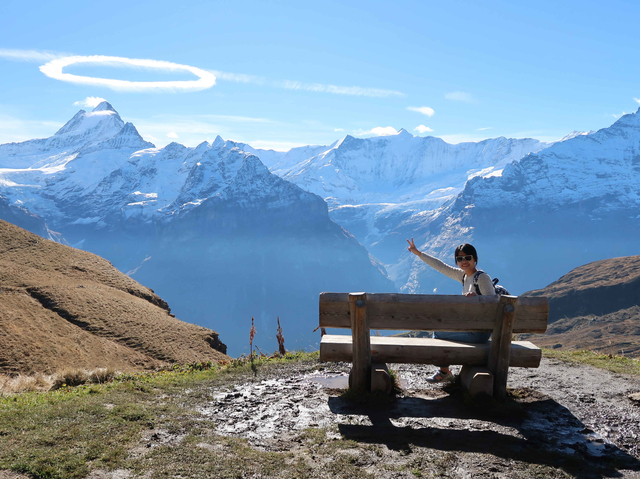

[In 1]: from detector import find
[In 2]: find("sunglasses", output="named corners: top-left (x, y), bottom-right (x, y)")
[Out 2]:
top-left (456, 255), bottom-right (474, 263)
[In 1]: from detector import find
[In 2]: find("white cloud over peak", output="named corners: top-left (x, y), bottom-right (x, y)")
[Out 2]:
top-left (167, 132), bottom-right (179, 139)
top-left (73, 96), bottom-right (107, 108)
top-left (40, 55), bottom-right (216, 92)
top-left (407, 106), bottom-right (435, 117)
top-left (357, 126), bottom-right (399, 137)
top-left (477, 127), bottom-right (493, 131)
top-left (445, 91), bottom-right (473, 102)
top-left (414, 125), bottom-right (433, 134)
top-left (634, 98), bottom-right (640, 105)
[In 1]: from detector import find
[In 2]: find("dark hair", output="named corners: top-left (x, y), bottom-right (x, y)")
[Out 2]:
top-left (454, 243), bottom-right (478, 264)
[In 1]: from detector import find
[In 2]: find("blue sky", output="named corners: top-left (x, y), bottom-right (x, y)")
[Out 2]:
top-left (1, 0), bottom-right (639, 150)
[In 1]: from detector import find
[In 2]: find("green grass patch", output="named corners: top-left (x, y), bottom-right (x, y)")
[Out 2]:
top-left (0, 351), bottom-right (319, 479)
top-left (542, 348), bottom-right (640, 375)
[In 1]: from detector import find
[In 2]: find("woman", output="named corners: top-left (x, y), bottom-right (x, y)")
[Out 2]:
top-left (406, 238), bottom-right (496, 383)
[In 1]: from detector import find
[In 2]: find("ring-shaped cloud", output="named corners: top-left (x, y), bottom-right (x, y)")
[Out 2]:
top-left (39, 55), bottom-right (216, 92)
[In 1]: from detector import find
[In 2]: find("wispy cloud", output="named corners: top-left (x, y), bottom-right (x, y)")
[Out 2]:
top-left (334, 128), bottom-right (344, 132)
top-left (477, 127), bottom-right (493, 131)
top-left (210, 70), bottom-right (266, 85)
top-left (634, 98), bottom-right (640, 105)
top-left (445, 91), bottom-right (473, 102)
top-left (356, 126), bottom-right (399, 137)
top-left (414, 125), bottom-right (433, 134)
top-left (73, 96), bottom-right (107, 108)
top-left (281, 80), bottom-right (404, 98)
top-left (40, 55), bottom-right (217, 92)
top-left (0, 48), bottom-right (64, 62)
top-left (167, 132), bottom-right (179, 139)
top-left (218, 72), bottom-right (404, 98)
top-left (407, 106), bottom-right (435, 117)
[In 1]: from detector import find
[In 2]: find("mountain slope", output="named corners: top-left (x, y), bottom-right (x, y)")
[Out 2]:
top-left (0, 219), bottom-right (228, 375)
top-left (522, 256), bottom-right (640, 357)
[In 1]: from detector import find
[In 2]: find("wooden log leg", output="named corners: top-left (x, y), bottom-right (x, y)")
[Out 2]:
top-left (349, 292), bottom-right (370, 392)
top-left (488, 295), bottom-right (518, 398)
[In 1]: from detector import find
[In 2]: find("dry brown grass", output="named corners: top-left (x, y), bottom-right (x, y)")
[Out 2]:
top-left (0, 372), bottom-right (54, 394)
top-left (522, 305), bottom-right (640, 358)
top-left (1, 366), bottom-right (122, 394)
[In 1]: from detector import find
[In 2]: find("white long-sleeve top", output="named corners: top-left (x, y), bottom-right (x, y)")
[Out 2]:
top-left (418, 251), bottom-right (496, 296)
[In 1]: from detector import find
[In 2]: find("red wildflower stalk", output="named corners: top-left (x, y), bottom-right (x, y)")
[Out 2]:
top-left (249, 317), bottom-right (256, 357)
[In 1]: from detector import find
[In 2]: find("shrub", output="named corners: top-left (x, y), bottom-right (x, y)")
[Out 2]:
top-left (52, 368), bottom-right (89, 389)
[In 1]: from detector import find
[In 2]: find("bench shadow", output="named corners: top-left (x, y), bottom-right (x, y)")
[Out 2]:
top-left (328, 387), bottom-right (640, 478)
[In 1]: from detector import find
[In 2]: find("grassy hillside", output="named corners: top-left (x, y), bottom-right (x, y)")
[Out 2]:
top-left (0, 219), bottom-right (228, 375)
top-left (523, 256), bottom-right (640, 357)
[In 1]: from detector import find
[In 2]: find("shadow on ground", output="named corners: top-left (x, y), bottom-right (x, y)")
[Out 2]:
top-left (329, 385), bottom-right (640, 479)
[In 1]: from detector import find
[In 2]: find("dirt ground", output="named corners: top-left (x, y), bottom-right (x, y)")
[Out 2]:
top-left (198, 357), bottom-right (640, 478)
top-left (3, 356), bottom-right (640, 478)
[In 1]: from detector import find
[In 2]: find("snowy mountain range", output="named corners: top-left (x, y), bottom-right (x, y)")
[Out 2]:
top-left (234, 113), bottom-right (637, 298)
top-left (1, 101), bottom-right (637, 349)
top-left (240, 126), bottom-right (596, 286)
top-left (396, 109), bottom-right (640, 296)
top-left (0, 102), bottom-right (393, 355)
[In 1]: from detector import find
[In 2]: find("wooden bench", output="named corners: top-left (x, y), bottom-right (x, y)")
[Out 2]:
top-left (319, 292), bottom-right (549, 398)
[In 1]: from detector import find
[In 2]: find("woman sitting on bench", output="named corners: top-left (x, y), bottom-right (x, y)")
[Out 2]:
top-left (406, 239), bottom-right (496, 383)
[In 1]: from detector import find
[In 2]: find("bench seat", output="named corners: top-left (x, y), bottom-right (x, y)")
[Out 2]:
top-left (321, 334), bottom-right (542, 368)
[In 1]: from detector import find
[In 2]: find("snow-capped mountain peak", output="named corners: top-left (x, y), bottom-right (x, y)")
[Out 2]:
top-left (49, 103), bottom-right (125, 152)
top-left (212, 135), bottom-right (225, 148)
top-left (92, 101), bottom-right (117, 113)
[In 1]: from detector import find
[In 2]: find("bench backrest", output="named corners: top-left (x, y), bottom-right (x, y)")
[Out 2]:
top-left (319, 292), bottom-right (548, 334)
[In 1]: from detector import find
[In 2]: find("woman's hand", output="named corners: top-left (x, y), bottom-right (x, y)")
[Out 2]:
top-left (464, 292), bottom-right (478, 297)
top-left (407, 238), bottom-right (421, 256)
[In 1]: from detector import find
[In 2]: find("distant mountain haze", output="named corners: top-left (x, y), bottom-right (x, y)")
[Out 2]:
top-left (0, 102), bottom-right (393, 356)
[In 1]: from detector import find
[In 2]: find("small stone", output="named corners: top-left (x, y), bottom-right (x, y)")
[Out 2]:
top-left (629, 392), bottom-right (640, 403)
